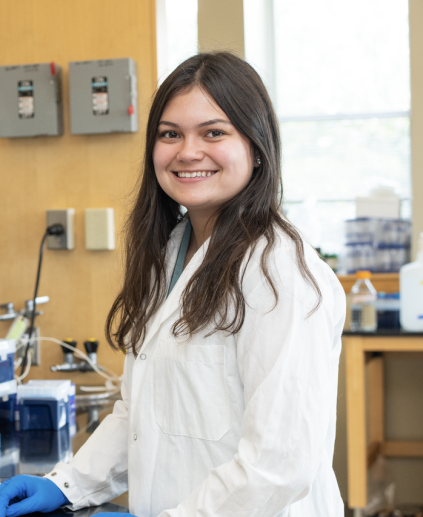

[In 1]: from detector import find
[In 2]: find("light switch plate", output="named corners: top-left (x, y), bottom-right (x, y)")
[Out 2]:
top-left (46, 209), bottom-right (75, 249)
top-left (85, 208), bottom-right (115, 250)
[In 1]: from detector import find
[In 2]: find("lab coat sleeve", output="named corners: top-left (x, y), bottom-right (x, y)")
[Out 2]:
top-left (45, 354), bottom-right (131, 510)
top-left (158, 238), bottom-right (346, 517)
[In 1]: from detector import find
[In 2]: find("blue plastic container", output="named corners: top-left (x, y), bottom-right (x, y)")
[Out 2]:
top-left (0, 393), bottom-right (17, 422)
top-left (19, 425), bottom-right (72, 474)
top-left (376, 293), bottom-right (401, 329)
top-left (0, 422), bottom-right (19, 478)
top-left (0, 339), bottom-right (16, 384)
top-left (18, 380), bottom-right (71, 431)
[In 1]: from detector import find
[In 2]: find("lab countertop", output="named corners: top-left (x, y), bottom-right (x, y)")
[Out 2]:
top-left (343, 329), bottom-right (423, 336)
top-left (0, 394), bottom-right (128, 514)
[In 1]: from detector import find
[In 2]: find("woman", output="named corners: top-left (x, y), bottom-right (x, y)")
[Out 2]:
top-left (0, 52), bottom-right (345, 517)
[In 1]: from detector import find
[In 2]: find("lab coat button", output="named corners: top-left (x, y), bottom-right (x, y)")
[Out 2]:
top-left (133, 434), bottom-right (137, 440)
top-left (64, 482), bottom-right (69, 488)
top-left (140, 354), bottom-right (146, 360)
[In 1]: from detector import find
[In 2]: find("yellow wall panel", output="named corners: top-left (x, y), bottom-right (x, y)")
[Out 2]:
top-left (0, 0), bottom-right (157, 384)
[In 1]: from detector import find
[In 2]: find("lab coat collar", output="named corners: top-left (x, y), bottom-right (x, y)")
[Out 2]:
top-left (141, 218), bottom-right (210, 349)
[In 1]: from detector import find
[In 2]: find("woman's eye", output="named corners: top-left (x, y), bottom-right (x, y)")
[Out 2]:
top-left (206, 130), bottom-right (224, 138)
top-left (161, 130), bottom-right (179, 139)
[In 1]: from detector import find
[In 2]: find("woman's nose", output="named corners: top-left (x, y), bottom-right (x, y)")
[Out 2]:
top-left (177, 136), bottom-right (204, 162)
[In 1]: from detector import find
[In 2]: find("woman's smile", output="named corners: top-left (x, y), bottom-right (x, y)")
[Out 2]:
top-left (172, 170), bottom-right (218, 180)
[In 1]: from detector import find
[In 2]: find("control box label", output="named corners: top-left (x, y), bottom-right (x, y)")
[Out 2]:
top-left (91, 76), bottom-right (109, 115)
top-left (18, 80), bottom-right (34, 119)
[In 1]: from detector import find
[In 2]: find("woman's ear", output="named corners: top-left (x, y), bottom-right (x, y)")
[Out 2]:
top-left (253, 148), bottom-right (261, 168)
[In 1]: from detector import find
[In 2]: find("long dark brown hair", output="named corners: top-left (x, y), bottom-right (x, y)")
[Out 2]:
top-left (106, 52), bottom-right (321, 354)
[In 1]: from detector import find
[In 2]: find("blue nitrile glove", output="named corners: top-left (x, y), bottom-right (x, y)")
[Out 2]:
top-left (0, 475), bottom-right (70, 517)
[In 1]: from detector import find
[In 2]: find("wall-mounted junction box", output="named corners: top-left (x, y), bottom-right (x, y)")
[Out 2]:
top-left (69, 58), bottom-right (138, 135)
top-left (46, 209), bottom-right (75, 250)
top-left (0, 62), bottom-right (63, 138)
top-left (85, 208), bottom-right (115, 250)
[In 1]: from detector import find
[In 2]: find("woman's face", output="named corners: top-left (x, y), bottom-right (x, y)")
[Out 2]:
top-left (153, 86), bottom-right (256, 219)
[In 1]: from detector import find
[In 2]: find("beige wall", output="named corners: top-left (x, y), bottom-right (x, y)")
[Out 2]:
top-left (410, 0), bottom-right (423, 255)
top-left (198, 0), bottom-right (245, 58)
top-left (0, 0), bottom-right (157, 384)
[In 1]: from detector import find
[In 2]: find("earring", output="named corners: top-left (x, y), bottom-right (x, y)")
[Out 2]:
top-left (256, 158), bottom-right (261, 165)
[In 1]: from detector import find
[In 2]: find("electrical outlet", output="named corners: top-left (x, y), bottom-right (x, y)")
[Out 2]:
top-left (46, 209), bottom-right (75, 250)
top-left (17, 327), bottom-right (41, 366)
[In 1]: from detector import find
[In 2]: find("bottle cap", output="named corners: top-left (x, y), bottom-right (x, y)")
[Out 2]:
top-left (356, 270), bottom-right (371, 279)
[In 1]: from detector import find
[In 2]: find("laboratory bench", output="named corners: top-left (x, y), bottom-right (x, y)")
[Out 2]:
top-left (0, 394), bottom-right (129, 514)
top-left (343, 329), bottom-right (423, 512)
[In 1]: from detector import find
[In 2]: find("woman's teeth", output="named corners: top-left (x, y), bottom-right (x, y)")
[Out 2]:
top-left (176, 171), bottom-right (214, 178)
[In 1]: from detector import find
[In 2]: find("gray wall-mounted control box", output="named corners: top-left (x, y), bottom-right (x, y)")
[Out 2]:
top-left (69, 58), bottom-right (138, 135)
top-left (0, 62), bottom-right (63, 138)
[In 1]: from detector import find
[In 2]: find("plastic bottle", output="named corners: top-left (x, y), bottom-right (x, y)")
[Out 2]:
top-left (399, 232), bottom-right (423, 331)
top-left (349, 270), bottom-right (377, 331)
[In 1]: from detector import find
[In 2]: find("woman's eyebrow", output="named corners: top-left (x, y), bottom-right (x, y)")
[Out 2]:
top-left (157, 119), bottom-right (232, 128)
top-left (158, 121), bottom-right (179, 128)
top-left (197, 119), bottom-right (232, 128)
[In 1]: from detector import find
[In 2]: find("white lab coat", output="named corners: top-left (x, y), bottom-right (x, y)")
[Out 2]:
top-left (47, 218), bottom-right (346, 517)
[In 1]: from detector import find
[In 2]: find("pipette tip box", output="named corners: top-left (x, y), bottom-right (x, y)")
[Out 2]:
top-left (0, 339), bottom-right (18, 423)
top-left (0, 339), bottom-right (16, 384)
top-left (18, 380), bottom-right (71, 430)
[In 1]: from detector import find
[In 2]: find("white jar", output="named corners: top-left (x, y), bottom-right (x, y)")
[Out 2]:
top-left (400, 232), bottom-right (423, 331)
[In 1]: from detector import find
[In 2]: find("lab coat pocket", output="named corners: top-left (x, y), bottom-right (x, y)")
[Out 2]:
top-left (155, 342), bottom-right (230, 441)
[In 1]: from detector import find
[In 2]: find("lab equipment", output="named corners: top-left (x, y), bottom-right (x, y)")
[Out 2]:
top-left (19, 425), bottom-right (72, 474)
top-left (69, 383), bottom-right (76, 436)
top-left (0, 393), bottom-right (18, 422)
top-left (356, 186), bottom-right (401, 219)
top-left (20, 223), bottom-right (64, 377)
top-left (51, 338), bottom-right (101, 373)
top-left (348, 270), bottom-right (377, 332)
top-left (18, 380), bottom-right (71, 430)
top-left (0, 339), bottom-right (16, 384)
top-left (0, 423), bottom-right (19, 478)
top-left (345, 218), bottom-right (411, 273)
top-left (0, 303), bottom-right (17, 322)
top-left (22, 336), bottom-right (121, 400)
top-left (0, 475), bottom-right (70, 516)
top-left (376, 293), bottom-right (400, 330)
top-left (69, 58), bottom-right (138, 135)
top-left (399, 232), bottom-right (423, 331)
top-left (0, 62), bottom-right (63, 138)
top-left (0, 339), bottom-right (18, 422)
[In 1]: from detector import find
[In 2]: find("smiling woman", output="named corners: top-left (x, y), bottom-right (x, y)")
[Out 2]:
top-left (0, 53), bottom-right (346, 517)
top-left (107, 52), bottom-right (323, 346)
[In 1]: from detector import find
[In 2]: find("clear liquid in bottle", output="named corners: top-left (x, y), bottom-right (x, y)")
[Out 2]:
top-left (350, 270), bottom-right (377, 332)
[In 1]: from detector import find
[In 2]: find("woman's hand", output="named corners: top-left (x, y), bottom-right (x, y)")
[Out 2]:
top-left (0, 475), bottom-right (70, 517)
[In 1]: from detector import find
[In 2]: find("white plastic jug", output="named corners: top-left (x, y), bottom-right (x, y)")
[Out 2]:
top-left (400, 232), bottom-right (423, 331)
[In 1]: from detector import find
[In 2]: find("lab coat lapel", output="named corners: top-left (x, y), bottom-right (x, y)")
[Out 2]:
top-left (141, 220), bottom-right (210, 349)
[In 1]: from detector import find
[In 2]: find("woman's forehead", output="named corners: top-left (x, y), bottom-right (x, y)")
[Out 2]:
top-left (160, 86), bottom-right (230, 127)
